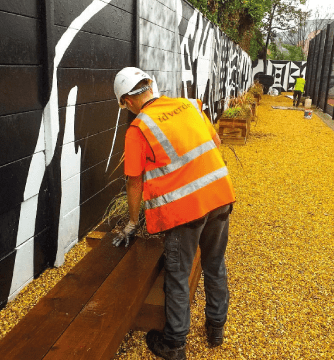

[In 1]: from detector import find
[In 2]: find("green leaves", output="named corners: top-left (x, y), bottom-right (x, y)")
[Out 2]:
top-left (185, 0), bottom-right (310, 60)
top-left (222, 106), bottom-right (244, 118)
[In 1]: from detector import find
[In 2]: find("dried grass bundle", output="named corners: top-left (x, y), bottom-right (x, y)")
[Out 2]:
top-left (248, 80), bottom-right (263, 97)
top-left (103, 190), bottom-right (161, 239)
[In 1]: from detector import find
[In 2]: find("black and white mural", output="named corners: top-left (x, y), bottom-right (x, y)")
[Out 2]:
top-left (0, 0), bottom-right (254, 309)
top-left (252, 59), bottom-right (307, 93)
top-left (139, 0), bottom-right (253, 122)
top-left (0, 0), bottom-right (134, 309)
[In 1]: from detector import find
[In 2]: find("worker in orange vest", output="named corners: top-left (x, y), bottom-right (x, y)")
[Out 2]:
top-left (113, 67), bottom-right (236, 360)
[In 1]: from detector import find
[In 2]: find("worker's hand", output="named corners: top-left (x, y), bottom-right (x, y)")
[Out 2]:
top-left (112, 220), bottom-right (139, 247)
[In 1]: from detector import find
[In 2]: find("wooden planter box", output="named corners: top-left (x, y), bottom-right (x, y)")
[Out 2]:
top-left (218, 116), bottom-right (251, 145)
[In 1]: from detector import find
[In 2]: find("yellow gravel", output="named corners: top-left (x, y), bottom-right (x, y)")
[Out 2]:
top-left (0, 239), bottom-right (90, 340)
top-left (114, 94), bottom-right (334, 359)
top-left (1, 94), bottom-right (333, 359)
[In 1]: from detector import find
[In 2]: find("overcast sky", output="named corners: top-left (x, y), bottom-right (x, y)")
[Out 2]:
top-left (301, 0), bottom-right (334, 19)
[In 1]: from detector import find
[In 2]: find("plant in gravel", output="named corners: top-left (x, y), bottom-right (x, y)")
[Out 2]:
top-left (248, 81), bottom-right (263, 98)
top-left (245, 92), bottom-right (256, 104)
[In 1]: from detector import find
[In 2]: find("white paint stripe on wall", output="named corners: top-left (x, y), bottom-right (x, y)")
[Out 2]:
top-left (55, 86), bottom-right (81, 267)
top-left (13, 0), bottom-right (113, 291)
top-left (58, 174), bottom-right (81, 217)
top-left (58, 206), bottom-right (81, 255)
top-left (105, 107), bottom-right (121, 172)
top-left (9, 238), bottom-right (34, 297)
top-left (45, 0), bottom-right (113, 165)
top-left (15, 195), bottom-right (40, 248)
top-left (22, 152), bottom-right (46, 201)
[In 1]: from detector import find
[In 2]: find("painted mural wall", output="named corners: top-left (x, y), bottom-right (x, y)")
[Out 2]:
top-left (0, 0), bottom-right (135, 309)
top-left (139, 0), bottom-right (253, 121)
top-left (252, 59), bottom-right (307, 93)
top-left (305, 21), bottom-right (334, 118)
top-left (0, 0), bottom-right (253, 309)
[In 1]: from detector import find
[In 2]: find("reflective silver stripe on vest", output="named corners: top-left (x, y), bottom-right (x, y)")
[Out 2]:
top-left (145, 167), bottom-right (228, 210)
top-left (137, 113), bottom-right (179, 162)
top-left (145, 140), bottom-right (216, 181)
top-left (188, 99), bottom-right (205, 121)
top-left (137, 112), bottom-right (217, 182)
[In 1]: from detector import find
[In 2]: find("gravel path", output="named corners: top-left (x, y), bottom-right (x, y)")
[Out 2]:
top-left (1, 94), bottom-right (333, 359)
top-left (115, 94), bottom-right (334, 359)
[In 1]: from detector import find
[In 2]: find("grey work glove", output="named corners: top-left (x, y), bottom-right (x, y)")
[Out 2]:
top-left (112, 220), bottom-right (139, 247)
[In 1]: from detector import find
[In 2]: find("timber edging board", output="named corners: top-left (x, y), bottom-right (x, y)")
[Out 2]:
top-left (133, 247), bottom-right (202, 332)
top-left (0, 233), bottom-right (164, 360)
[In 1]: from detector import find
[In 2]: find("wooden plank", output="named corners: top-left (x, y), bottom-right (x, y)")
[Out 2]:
top-left (271, 106), bottom-right (304, 110)
top-left (221, 137), bottom-right (247, 146)
top-left (133, 247), bottom-right (202, 332)
top-left (42, 237), bottom-right (164, 360)
top-left (132, 270), bottom-right (166, 331)
top-left (0, 232), bottom-right (136, 360)
top-left (86, 231), bottom-right (107, 240)
top-left (85, 232), bottom-right (107, 251)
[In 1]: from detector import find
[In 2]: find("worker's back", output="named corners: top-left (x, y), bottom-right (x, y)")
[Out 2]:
top-left (294, 77), bottom-right (305, 92)
top-left (131, 96), bottom-right (235, 233)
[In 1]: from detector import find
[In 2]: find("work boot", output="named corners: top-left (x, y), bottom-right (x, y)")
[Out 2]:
top-left (146, 330), bottom-right (186, 360)
top-left (205, 319), bottom-right (225, 347)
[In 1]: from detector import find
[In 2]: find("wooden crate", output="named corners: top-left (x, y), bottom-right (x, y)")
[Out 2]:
top-left (218, 117), bottom-right (250, 145)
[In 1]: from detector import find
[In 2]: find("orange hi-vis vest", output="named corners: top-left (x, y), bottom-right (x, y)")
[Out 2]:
top-left (131, 96), bottom-right (236, 234)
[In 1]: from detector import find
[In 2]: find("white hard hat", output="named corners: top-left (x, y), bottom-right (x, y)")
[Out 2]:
top-left (114, 67), bottom-right (153, 108)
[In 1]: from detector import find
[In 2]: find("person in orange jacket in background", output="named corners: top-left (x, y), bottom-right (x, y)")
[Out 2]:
top-left (113, 67), bottom-right (236, 360)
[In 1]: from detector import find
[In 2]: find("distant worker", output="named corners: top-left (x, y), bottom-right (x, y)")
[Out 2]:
top-left (113, 67), bottom-right (236, 360)
top-left (293, 74), bottom-right (306, 107)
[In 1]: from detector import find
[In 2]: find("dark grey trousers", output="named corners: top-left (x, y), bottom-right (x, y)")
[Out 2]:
top-left (293, 90), bottom-right (302, 106)
top-left (163, 204), bottom-right (232, 343)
